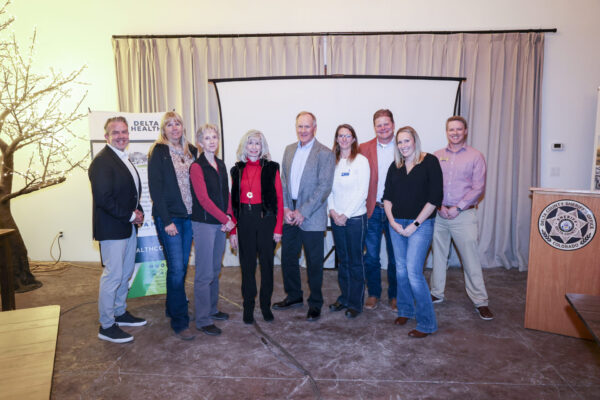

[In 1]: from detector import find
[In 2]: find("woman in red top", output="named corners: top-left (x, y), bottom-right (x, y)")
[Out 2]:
top-left (229, 130), bottom-right (284, 324)
top-left (190, 124), bottom-right (235, 336)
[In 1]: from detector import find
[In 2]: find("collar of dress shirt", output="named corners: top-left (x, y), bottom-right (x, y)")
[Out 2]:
top-left (297, 137), bottom-right (316, 150)
top-left (377, 139), bottom-right (393, 149)
top-left (445, 143), bottom-right (468, 154)
top-left (107, 143), bottom-right (129, 159)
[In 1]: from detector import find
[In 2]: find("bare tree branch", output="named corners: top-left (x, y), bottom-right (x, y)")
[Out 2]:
top-left (0, 0), bottom-right (88, 206)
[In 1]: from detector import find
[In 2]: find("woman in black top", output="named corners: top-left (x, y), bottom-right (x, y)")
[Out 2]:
top-left (382, 126), bottom-right (443, 338)
top-left (148, 111), bottom-right (197, 340)
top-left (190, 124), bottom-right (235, 337)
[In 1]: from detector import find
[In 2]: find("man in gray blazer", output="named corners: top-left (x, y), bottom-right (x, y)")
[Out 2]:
top-left (272, 111), bottom-right (335, 321)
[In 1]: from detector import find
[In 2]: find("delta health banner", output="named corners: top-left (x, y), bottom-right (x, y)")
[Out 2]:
top-left (89, 110), bottom-right (167, 298)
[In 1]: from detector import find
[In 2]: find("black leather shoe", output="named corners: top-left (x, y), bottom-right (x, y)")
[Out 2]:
top-left (211, 311), bottom-right (229, 320)
top-left (199, 324), bottom-right (221, 336)
top-left (345, 308), bottom-right (359, 319)
top-left (328, 301), bottom-right (345, 312)
top-left (272, 298), bottom-right (303, 310)
top-left (243, 308), bottom-right (254, 325)
top-left (306, 307), bottom-right (321, 321)
top-left (261, 309), bottom-right (274, 322)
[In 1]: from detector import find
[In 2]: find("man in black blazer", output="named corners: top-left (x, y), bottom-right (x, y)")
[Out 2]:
top-left (89, 116), bottom-right (146, 343)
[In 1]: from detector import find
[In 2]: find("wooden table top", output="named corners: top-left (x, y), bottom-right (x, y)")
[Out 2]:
top-left (0, 305), bottom-right (60, 399)
top-left (566, 293), bottom-right (600, 345)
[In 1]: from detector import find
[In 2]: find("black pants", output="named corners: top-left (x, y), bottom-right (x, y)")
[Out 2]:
top-left (280, 224), bottom-right (325, 309)
top-left (238, 205), bottom-right (276, 312)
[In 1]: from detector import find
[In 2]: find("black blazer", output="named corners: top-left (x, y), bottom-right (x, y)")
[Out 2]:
top-left (148, 143), bottom-right (197, 225)
top-left (89, 145), bottom-right (143, 241)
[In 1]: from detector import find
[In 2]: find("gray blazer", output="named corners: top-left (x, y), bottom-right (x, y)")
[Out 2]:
top-left (281, 139), bottom-right (335, 232)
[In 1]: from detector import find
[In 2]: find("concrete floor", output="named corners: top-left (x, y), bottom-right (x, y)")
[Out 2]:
top-left (14, 263), bottom-right (600, 400)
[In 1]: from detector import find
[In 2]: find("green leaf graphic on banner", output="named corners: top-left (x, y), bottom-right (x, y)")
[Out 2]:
top-left (128, 260), bottom-right (167, 298)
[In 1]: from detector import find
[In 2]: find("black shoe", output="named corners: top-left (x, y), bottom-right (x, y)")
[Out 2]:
top-left (306, 307), bottom-right (321, 321)
top-left (345, 308), bottom-right (360, 319)
top-left (98, 323), bottom-right (133, 343)
top-left (262, 309), bottom-right (275, 322)
top-left (211, 311), bottom-right (229, 320)
top-left (199, 324), bottom-right (222, 336)
top-left (115, 311), bottom-right (147, 327)
top-left (431, 294), bottom-right (444, 304)
top-left (243, 307), bottom-right (254, 325)
top-left (328, 301), bottom-right (345, 312)
top-left (272, 298), bottom-right (303, 310)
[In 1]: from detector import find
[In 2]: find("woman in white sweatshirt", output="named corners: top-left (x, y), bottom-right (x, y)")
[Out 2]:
top-left (327, 124), bottom-right (370, 319)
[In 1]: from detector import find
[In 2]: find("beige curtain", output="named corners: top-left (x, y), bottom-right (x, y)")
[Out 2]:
top-left (113, 32), bottom-right (543, 270)
top-left (329, 33), bottom-right (544, 270)
top-left (113, 36), bottom-right (322, 143)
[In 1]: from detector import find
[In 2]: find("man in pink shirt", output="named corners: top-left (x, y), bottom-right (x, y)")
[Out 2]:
top-left (430, 116), bottom-right (493, 320)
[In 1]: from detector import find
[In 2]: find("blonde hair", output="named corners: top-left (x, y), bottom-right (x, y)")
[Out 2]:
top-left (154, 111), bottom-right (192, 158)
top-left (195, 123), bottom-right (220, 153)
top-left (236, 130), bottom-right (271, 162)
top-left (394, 126), bottom-right (425, 168)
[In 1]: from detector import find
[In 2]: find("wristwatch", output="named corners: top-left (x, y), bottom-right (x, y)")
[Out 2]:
top-left (413, 220), bottom-right (420, 227)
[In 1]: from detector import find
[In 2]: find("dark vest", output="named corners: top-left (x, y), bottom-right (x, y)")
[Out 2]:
top-left (230, 159), bottom-right (279, 220)
top-left (190, 153), bottom-right (229, 224)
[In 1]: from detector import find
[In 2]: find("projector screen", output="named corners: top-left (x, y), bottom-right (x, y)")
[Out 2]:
top-left (212, 75), bottom-right (462, 166)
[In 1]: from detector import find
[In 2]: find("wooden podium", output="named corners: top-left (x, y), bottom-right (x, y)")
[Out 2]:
top-left (525, 188), bottom-right (600, 338)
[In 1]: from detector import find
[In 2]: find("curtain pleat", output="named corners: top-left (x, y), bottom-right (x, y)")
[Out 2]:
top-left (113, 35), bottom-right (322, 146)
top-left (112, 32), bottom-right (543, 270)
top-left (328, 32), bottom-right (543, 270)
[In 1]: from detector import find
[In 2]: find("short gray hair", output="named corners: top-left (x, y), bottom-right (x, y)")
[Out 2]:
top-left (196, 123), bottom-right (220, 144)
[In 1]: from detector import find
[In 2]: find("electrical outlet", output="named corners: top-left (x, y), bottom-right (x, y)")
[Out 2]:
top-left (59, 231), bottom-right (64, 238)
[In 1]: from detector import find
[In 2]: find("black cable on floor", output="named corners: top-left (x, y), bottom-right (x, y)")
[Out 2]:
top-left (50, 232), bottom-right (62, 264)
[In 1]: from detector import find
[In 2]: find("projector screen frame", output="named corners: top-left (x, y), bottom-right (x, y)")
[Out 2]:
top-left (210, 74), bottom-right (465, 164)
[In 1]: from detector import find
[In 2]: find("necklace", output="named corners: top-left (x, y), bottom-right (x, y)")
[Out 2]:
top-left (170, 145), bottom-right (186, 164)
top-left (245, 163), bottom-right (260, 199)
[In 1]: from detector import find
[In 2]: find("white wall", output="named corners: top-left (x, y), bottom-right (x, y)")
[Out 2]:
top-left (7, 0), bottom-right (600, 261)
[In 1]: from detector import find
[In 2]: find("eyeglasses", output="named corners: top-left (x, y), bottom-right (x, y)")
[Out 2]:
top-left (337, 134), bottom-right (353, 139)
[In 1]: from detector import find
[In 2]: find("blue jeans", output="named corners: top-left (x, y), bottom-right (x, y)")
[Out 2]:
top-left (155, 216), bottom-right (193, 333)
top-left (364, 206), bottom-right (397, 300)
top-left (390, 218), bottom-right (437, 333)
top-left (330, 214), bottom-right (367, 312)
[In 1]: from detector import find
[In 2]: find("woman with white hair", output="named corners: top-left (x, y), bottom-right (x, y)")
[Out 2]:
top-left (190, 123), bottom-right (235, 336)
top-left (229, 130), bottom-right (283, 324)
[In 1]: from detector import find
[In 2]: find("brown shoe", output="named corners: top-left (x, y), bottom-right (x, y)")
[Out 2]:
top-left (364, 296), bottom-right (378, 310)
top-left (408, 329), bottom-right (429, 338)
top-left (389, 298), bottom-right (397, 311)
top-left (175, 328), bottom-right (196, 341)
top-left (394, 316), bottom-right (408, 325)
top-left (476, 306), bottom-right (494, 321)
